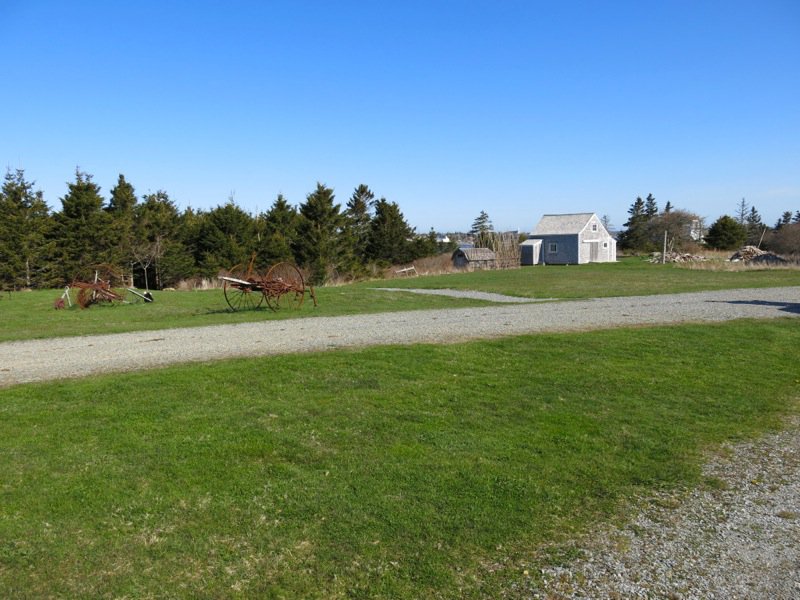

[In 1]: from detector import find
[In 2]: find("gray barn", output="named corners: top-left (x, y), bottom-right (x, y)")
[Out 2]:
top-left (526, 213), bottom-right (616, 265)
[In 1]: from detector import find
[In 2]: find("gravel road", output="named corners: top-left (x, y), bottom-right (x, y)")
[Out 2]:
top-left (1, 286), bottom-right (798, 387)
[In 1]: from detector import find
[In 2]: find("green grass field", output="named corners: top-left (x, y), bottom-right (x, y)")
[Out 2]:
top-left (1, 261), bottom-right (799, 597)
top-left (1, 319), bottom-right (799, 598)
top-left (1, 258), bottom-right (799, 342)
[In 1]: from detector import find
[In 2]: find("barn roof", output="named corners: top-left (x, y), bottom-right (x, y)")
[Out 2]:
top-left (532, 213), bottom-right (596, 235)
top-left (456, 247), bottom-right (496, 261)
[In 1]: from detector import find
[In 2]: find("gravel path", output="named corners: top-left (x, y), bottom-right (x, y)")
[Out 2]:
top-left (529, 418), bottom-right (800, 600)
top-left (1, 286), bottom-right (798, 387)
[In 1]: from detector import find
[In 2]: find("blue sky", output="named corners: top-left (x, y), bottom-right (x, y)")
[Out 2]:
top-left (2, 0), bottom-right (798, 232)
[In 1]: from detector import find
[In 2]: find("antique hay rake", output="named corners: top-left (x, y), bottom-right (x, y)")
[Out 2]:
top-left (218, 255), bottom-right (317, 312)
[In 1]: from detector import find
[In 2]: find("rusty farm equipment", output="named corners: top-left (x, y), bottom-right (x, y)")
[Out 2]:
top-left (218, 256), bottom-right (317, 312)
top-left (56, 265), bottom-right (153, 309)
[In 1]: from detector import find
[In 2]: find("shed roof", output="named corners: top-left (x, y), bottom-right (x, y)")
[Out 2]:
top-left (456, 247), bottom-right (496, 261)
top-left (532, 213), bottom-right (596, 235)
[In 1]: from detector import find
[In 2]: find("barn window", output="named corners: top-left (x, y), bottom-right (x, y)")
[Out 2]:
top-left (603, 242), bottom-right (608, 248)
top-left (548, 242), bottom-right (558, 253)
top-left (592, 223), bottom-right (598, 231)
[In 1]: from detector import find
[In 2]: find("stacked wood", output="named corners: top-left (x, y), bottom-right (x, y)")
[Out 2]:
top-left (730, 246), bottom-right (786, 263)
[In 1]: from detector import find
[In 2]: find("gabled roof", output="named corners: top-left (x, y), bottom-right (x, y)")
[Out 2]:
top-left (455, 248), bottom-right (496, 261)
top-left (532, 213), bottom-right (597, 235)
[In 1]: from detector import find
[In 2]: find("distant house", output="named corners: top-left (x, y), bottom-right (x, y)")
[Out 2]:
top-left (524, 213), bottom-right (616, 265)
top-left (452, 247), bottom-right (496, 271)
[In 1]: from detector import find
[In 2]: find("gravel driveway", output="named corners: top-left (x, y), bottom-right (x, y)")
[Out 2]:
top-left (1, 286), bottom-right (798, 387)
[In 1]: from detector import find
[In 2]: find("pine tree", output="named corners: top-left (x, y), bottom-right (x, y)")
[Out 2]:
top-left (744, 206), bottom-right (764, 246)
top-left (663, 201), bottom-right (673, 214)
top-left (617, 196), bottom-right (650, 252)
top-left (341, 184), bottom-right (375, 273)
top-left (192, 200), bottom-right (257, 277)
top-left (735, 198), bottom-right (748, 224)
top-left (469, 210), bottom-right (494, 248)
top-left (644, 193), bottom-right (658, 218)
top-left (106, 174), bottom-right (138, 281)
top-left (51, 169), bottom-right (112, 282)
top-left (367, 198), bottom-right (415, 265)
top-left (775, 211), bottom-right (793, 230)
top-left (0, 169), bottom-right (53, 289)
top-left (293, 183), bottom-right (343, 284)
top-left (133, 191), bottom-right (183, 288)
top-left (257, 194), bottom-right (298, 265)
top-left (705, 215), bottom-right (746, 250)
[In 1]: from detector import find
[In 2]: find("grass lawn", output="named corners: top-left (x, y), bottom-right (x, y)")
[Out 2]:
top-left (1, 319), bottom-right (798, 598)
top-left (1, 258), bottom-right (799, 342)
top-left (366, 256), bottom-right (800, 299)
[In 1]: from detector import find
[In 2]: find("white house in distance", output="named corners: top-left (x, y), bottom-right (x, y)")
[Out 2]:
top-left (521, 213), bottom-right (617, 265)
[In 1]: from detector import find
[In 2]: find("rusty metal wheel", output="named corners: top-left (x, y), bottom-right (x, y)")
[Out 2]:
top-left (264, 262), bottom-right (305, 310)
top-left (222, 261), bottom-right (265, 311)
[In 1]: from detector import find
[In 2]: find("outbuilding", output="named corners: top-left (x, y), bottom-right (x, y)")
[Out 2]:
top-left (519, 239), bottom-right (542, 265)
top-left (452, 247), bottom-right (497, 271)
top-left (525, 213), bottom-right (616, 265)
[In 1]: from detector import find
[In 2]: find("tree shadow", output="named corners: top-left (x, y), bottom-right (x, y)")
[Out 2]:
top-left (715, 299), bottom-right (800, 315)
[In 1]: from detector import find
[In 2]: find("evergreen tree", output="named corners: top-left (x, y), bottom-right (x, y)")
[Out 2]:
top-left (744, 206), bottom-right (765, 246)
top-left (340, 184), bottom-right (375, 274)
top-left (0, 169), bottom-right (53, 289)
top-left (106, 174), bottom-right (138, 281)
top-left (293, 183), bottom-right (343, 284)
top-left (469, 210), bottom-right (494, 248)
top-left (794, 211), bottom-right (800, 224)
top-left (663, 201), bottom-right (673, 214)
top-left (735, 198), bottom-right (749, 224)
top-left (775, 211), bottom-right (793, 230)
top-left (367, 198), bottom-right (416, 264)
top-left (617, 196), bottom-right (650, 252)
top-left (133, 191), bottom-right (184, 288)
top-left (644, 193), bottom-right (658, 218)
top-left (257, 194), bottom-right (299, 265)
top-left (704, 215), bottom-right (746, 250)
top-left (51, 169), bottom-right (112, 281)
top-left (193, 200), bottom-right (258, 276)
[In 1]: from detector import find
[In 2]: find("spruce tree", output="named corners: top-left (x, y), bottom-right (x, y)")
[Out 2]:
top-left (617, 196), bottom-right (649, 251)
top-left (644, 193), bottom-right (658, 218)
top-left (744, 206), bottom-right (764, 246)
top-left (705, 215), bottom-right (746, 250)
top-left (106, 174), bottom-right (138, 281)
top-left (341, 184), bottom-right (374, 273)
top-left (0, 169), bottom-right (53, 289)
top-left (469, 210), bottom-right (494, 248)
top-left (51, 169), bottom-right (112, 282)
top-left (367, 198), bottom-right (415, 264)
top-left (257, 194), bottom-right (298, 265)
top-left (293, 183), bottom-right (343, 284)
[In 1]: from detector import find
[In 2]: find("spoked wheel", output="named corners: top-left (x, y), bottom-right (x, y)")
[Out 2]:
top-left (264, 262), bottom-right (305, 310)
top-left (222, 265), bottom-right (264, 312)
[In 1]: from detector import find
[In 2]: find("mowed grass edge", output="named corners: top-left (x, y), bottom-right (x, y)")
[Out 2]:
top-left (1, 318), bottom-right (798, 598)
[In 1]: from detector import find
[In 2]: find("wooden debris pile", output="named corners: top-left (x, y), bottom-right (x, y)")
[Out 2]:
top-left (649, 251), bottom-right (707, 263)
top-left (730, 246), bottom-right (787, 264)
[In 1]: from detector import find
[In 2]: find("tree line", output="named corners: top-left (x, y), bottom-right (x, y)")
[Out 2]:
top-left (618, 193), bottom-right (800, 254)
top-left (0, 169), bottom-right (450, 291)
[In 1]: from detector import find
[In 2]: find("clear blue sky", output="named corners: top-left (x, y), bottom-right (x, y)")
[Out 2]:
top-left (2, 0), bottom-right (798, 233)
